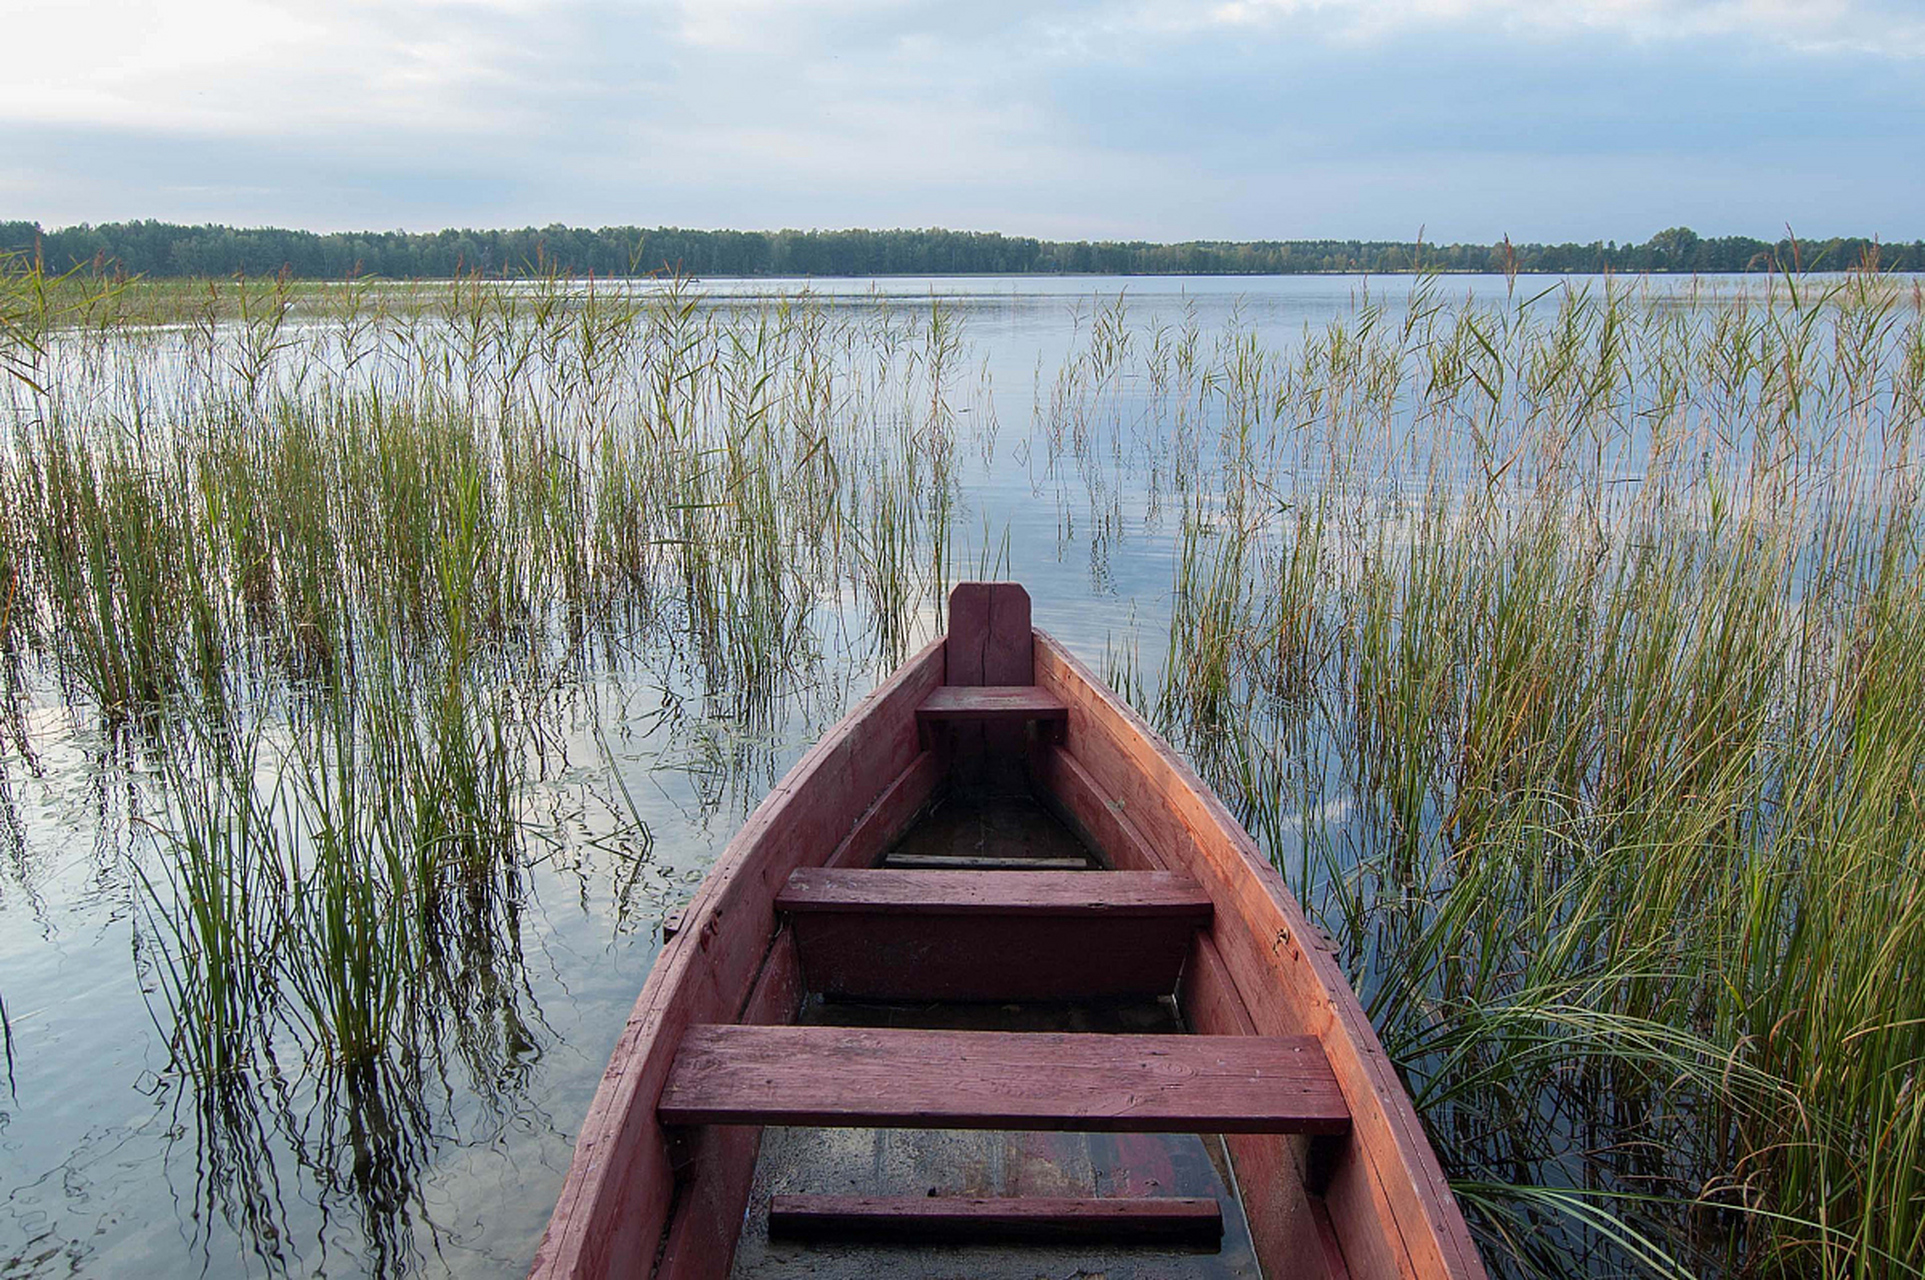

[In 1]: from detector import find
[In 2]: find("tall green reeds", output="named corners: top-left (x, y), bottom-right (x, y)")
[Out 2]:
top-left (11, 248), bottom-right (1922, 1278)
top-left (0, 257), bottom-right (974, 1264)
top-left (1046, 271), bottom-right (1925, 1277)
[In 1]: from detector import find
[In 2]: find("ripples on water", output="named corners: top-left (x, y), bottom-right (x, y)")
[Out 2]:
top-left (1, 271), bottom-right (1920, 1277)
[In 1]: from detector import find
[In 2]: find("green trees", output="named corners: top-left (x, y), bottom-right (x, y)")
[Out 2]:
top-left (2, 219), bottom-right (1919, 278)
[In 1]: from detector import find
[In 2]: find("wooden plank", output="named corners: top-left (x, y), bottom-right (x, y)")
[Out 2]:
top-left (944, 581), bottom-right (1033, 685)
top-left (785, 910), bottom-right (1201, 1001)
top-left (658, 1026), bottom-right (1350, 1135)
top-left (529, 638), bottom-right (946, 1280)
top-left (823, 749), bottom-right (943, 870)
top-left (767, 1194), bottom-right (1224, 1246)
top-left (1031, 631), bottom-right (1488, 1280)
top-left (1032, 742), bottom-right (1167, 873)
top-left (1184, 930), bottom-right (1342, 1280)
top-left (883, 852), bottom-right (1090, 871)
top-left (918, 684), bottom-right (1068, 724)
top-left (944, 583), bottom-right (1034, 792)
top-left (1310, 1198), bottom-right (1355, 1280)
top-left (1321, 1137), bottom-right (1411, 1280)
top-left (778, 869), bottom-right (1210, 917)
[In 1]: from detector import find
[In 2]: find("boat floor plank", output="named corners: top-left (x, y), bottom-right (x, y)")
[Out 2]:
top-left (768, 1194), bottom-right (1224, 1245)
top-left (879, 793), bottom-right (1096, 869)
top-left (659, 1026), bottom-right (1350, 1134)
top-left (882, 852), bottom-right (1091, 870)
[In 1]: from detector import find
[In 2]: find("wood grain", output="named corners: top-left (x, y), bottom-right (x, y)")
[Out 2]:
top-left (883, 852), bottom-right (1090, 871)
top-left (654, 928), bottom-right (803, 1280)
top-left (659, 1025), bottom-right (1350, 1134)
top-left (785, 912), bottom-right (1203, 1001)
top-left (1183, 929), bottom-right (1342, 1280)
top-left (822, 749), bottom-right (943, 870)
top-left (1036, 755), bottom-right (1337, 1276)
top-left (944, 582), bottom-right (1033, 685)
top-left (778, 868), bottom-right (1211, 1001)
top-left (918, 684), bottom-right (1067, 731)
top-left (944, 583), bottom-right (1034, 791)
top-left (767, 1195), bottom-right (1224, 1246)
top-left (1031, 742), bottom-right (1166, 873)
top-left (778, 868), bottom-right (1209, 916)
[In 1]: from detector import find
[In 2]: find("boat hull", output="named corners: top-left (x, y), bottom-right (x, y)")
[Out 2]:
top-left (531, 584), bottom-right (1486, 1280)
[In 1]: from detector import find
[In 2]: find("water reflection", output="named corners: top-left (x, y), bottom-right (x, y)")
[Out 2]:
top-left (1, 269), bottom-right (1918, 1277)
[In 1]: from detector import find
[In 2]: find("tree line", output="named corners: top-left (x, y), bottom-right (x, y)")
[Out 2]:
top-left (3, 219), bottom-right (1919, 279)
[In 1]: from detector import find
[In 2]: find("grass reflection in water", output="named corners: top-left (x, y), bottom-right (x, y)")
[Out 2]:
top-left (2, 257), bottom-right (1922, 1277)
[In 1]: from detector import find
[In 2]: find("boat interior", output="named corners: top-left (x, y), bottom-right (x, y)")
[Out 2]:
top-left (727, 792), bottom-right (1265, 1278)
top-left (533, 582), bottom-right (1482, 1280)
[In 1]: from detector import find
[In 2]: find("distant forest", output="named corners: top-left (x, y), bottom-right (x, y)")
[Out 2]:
top-left (4, 219), bottom-right (1921, 279)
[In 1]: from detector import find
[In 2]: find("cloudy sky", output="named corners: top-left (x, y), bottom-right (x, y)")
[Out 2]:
top-left (4, 0), bottom-right (1921, 241)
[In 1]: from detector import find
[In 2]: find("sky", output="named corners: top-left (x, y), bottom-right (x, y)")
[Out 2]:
top-left (3, 0), bottom-right (1922, 243)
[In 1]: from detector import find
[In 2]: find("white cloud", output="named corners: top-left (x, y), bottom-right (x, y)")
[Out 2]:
top-left (1189, 0), bottom-right (1925, 55)
top-left (5, 0), bottom-right (1916, 149)
top-left (1, 0), bottom-right (1917, 235)
top-left (0, 0), bottom-right (573, 135)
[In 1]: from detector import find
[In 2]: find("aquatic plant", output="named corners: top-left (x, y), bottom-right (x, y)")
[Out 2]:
top-left (6, 252), bottom-right (1922, 1277)
top-left (1051, 269), bottom-right (1925, 1277)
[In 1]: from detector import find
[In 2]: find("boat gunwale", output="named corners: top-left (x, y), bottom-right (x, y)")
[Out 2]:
top-left (1032, 628), bottom-right (1488, 1280)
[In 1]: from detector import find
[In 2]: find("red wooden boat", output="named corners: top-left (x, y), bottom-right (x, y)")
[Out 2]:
top-left (531, 583), bottom-right (1488, 1280)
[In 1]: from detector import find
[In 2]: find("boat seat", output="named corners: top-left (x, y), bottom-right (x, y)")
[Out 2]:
top-left (658, 1025), bottom-right (1350, 1135)
top-left (916, 685), bottom-right (1068, 743)
top-left (776, 869), bottom-right (1211, 1000)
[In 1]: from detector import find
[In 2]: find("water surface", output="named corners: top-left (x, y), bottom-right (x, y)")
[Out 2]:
top-left (0, 270), bottom-right (1903, 1277)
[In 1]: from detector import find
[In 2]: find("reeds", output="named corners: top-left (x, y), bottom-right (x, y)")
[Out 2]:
top-left (6, 251), bottom-right (1922, 1277)
top-left (1, 265), bottom-right (974, 711)
top-left (1, 257), bottom-right (977, 1264)
top-left (63, 268), bottom-right (972, 1081)
top-left (1046, 271), bottom-right (1925, 1277)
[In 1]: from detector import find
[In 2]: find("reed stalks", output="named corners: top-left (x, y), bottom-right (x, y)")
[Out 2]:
top-left (1048, 271), bottom-right (1925, 1277)
top-left (9, 250), bottom-right (1921, 1276)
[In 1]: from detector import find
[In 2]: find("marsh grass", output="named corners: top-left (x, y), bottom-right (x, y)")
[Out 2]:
top-left (1059, 271), bottom-right (1925, 1277)
top-left (6, 251), bottom-right (1924, 1277)
top-left (1, 258), bottom-right (979, 1266)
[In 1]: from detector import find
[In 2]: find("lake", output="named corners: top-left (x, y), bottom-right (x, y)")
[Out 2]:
top-left (1, 269), bottom-right (1917, 1278)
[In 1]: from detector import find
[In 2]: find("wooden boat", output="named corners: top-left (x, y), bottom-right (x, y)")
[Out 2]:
top-left (532, 583), bottom-right (1488, 1280)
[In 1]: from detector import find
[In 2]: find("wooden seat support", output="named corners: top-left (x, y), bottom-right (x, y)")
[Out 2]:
top-left (777, 869), bottom-right (1211, 1000)
top-left (658, 1025), bottom-right (1350, 1135)
top-left (941, 583), bottom-right (1044, 791)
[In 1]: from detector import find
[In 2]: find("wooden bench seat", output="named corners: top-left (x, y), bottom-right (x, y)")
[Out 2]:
top-left (776, 869), bottom-right (1211, 1000)
top-left (778, 868), bottom-right (1208, 916)
top-left (916, 685), bottom-right (1068, 743)
top-left (658, 1025), bottom-right (1350, 1135)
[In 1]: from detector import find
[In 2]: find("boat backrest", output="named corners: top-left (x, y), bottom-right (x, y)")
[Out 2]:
top-left (945, 582), bottom-right (1032, 685)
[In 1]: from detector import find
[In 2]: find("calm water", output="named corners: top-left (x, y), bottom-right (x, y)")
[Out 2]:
top-left (0, 271), bottom-right (1879, 1277)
